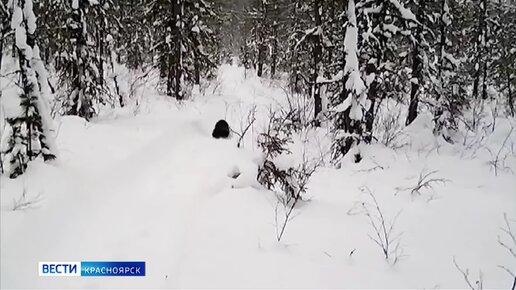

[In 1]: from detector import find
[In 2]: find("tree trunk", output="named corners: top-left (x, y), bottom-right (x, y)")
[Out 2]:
top-left (171, 0), bottom-right (183, 100)
top-left (365, 73), bottom-right (377, 144)
top-left (508, 70), bottom-right (515, 117)
top-left (0, 31), bottom-right (5, 83)
top-left (481, 0), bottom-right (488, 100)
top-left (194, 50), bottom-right (200, 85)
top-left (406, 0), bottom-right (425, 126)
top-left (257, 42), bottom-right (265, 77)
top-left (167, 51), bottom-right (173, 96)
top-left (433, 0), bottom-right (447, 134)
top-left (0, 7), bottom-right (7, 74)
top-left (191, 22), bottom-right (201, 86)
top-left (257, 0), bottom-right (266, 77)
top-left (312, 0), bottom-right (322, 121)
top-left (437, 0), bottom-right (446, 99)
top-left (69, 0), bottom-right (88, 118)
top-left (0, 8), bottom-right (5, 176)
top-left (98, 28), bottom-right (104, 87)
top-left (270, 22), bottom-right (278, 78)
top-left (473, 0), bottom-right (487, 99)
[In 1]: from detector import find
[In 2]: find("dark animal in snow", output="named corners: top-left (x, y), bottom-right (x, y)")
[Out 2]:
top-left (212, 119), bottom-right (230, 139)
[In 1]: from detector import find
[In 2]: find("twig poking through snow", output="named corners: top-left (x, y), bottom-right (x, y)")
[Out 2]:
top-left (231, 104), bottom-right (257, 148)
top-left (355, 186), bottom-right (405, 264)
top-left (486, 126), bottom-right (514, 176)
top-left (395, 169), bottom-right (450, 197)
top-left (453, 257), bottom-right (483, 290)
top-left (352, 160), bottom-right (386, 175)
top-left (12, 186), bottom-right (43, 211)
top-left (499, 213), bottom-right (516, 259)
top-left (497, 213), bottom-right (516, 290)
top-left (349, 248), bottom-right (356, 257)
top-left (373, 105), bottom-right (408, 150)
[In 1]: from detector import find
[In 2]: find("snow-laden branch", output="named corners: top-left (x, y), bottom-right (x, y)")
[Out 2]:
top-left (389, 0), bottom-right (416, 22)
top-left (335, 0), bottom-right (368, 120)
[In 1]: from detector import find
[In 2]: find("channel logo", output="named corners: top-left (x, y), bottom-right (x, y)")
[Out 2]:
top-left (39, 261), bottom-right (145, 276)
top-left (39, 262), bottom-right (80, 276)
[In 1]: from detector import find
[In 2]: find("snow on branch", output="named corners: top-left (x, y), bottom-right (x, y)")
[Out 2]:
top-left (389, 0), bottom-right (416, 22)
top-left (337, 0), bottom-right (367, 119)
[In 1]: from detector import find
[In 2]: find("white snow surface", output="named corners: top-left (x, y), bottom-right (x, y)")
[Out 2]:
top-left (1, 64), bottom-right (516, 289)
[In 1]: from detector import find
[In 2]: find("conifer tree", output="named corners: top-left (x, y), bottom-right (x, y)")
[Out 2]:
top-left (56, 0), bottom-right (107, 120)
top-left (2, 0), bottom-right (56, 178)
top-left (150, 0), bottom-right (218, 99)
top-left (331, 0), bottom-right (367, 162)
top-left (433, 0), bottom-right (461, 141)
top-left (331, 0), bottom-right (416, 161)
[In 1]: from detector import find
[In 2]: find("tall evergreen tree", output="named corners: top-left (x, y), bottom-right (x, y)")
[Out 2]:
top-left (331, 0), bottom-right (416, 161)
top-left (0, 0), bottom-right (9, 68)
top-left (433, 0), bottom-right (462, 141)
top-left (331, 0), bottom-right (367, 162)
top-left (490, 2), bottom-right (516, 116)
top-left (56, 0), bottom-right (108, 120)
top-left (406, 0), bottom-right (427, 126)
top-left (472, 0), bottom-right (489, 100)
top-left (115, 0), bottom-right (152, 70)
top-left (2, 0), bottom-right (56, 178)
top-left (150, 0), bottom-right (218, 99)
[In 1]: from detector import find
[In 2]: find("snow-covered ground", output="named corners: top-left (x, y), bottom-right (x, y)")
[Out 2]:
top-left (1, 64), bottom-right (515, 289)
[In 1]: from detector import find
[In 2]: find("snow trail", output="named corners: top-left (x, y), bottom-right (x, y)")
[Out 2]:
top-left (1, 88), bottom-right (252, 288)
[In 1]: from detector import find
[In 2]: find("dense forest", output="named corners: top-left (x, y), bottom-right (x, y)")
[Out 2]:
top-left (0, 0), bottom-right (515, 177)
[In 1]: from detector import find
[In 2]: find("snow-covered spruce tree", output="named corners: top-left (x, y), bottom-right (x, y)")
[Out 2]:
top-left (282, 1), bottom-right (310, 94)
top-left (94, 0), bottom-right (133, 107)
top-left (1, 1), bottom-right (10, 66)
top-left (293, 0), bottom-right (329, 122)
top-left (430, 0), bottom-right (490, 138)
top-left (257, 108), bottom-right (305, 203)
top-left (35, 0), bottom-right (68, 67)
top-left (331, 0), bottom-right (367, 162)
top-left (56, 0), bottom-right (107, 120)
top-left (331, 0), bottom-right (416, 162)
top-left (116, 0), bottom-right (152, 70)
top-left (405, 0), bottom-right (461, 128)
top-left (2, 0), bottom-right (56, 178)
top-left (406, 0), bottom-right (429, 126)
top-left (265, 1), bottom-right (283, 78)
top-left (450, 0), bottom-right (496, 103)
top-left (92, 0), bottom-right (111, 91)
top-left (239, 0), bottom-right (270, 77)
top-left (254, 0), bottom-right (268, 77)
top-left (0, 1), bottom-right (9, 175)
top-left (241, 0), bottom-right (289, 78)
top-left (282, 0), bottom-right (335, 122)
top-left (257, 111), bottom-right (296, 201)
top-left (322, 0), bottom-right (345, 77)
top-left (154, 0), bottom-right (182, 98)
top-left (490, 3), bottom-right (516, 117)
top-left (150, 0), bottom-right (217, 99)
top-left (163, 0), bottom-right (186, 100)
top-left (433, 0), bottom-right (462, 141)
top-left (257, 108), bottom-right (320, 241)
top-left (471, 0), bottom-right (490, 101)
top-left (184, 0), bottom-right (218, 88)
top-left (212, 0), bottom-right (235, 64)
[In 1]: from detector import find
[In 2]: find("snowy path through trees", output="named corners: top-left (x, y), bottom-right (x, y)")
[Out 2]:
top-left (0, 93), bottom-right (258, 288)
